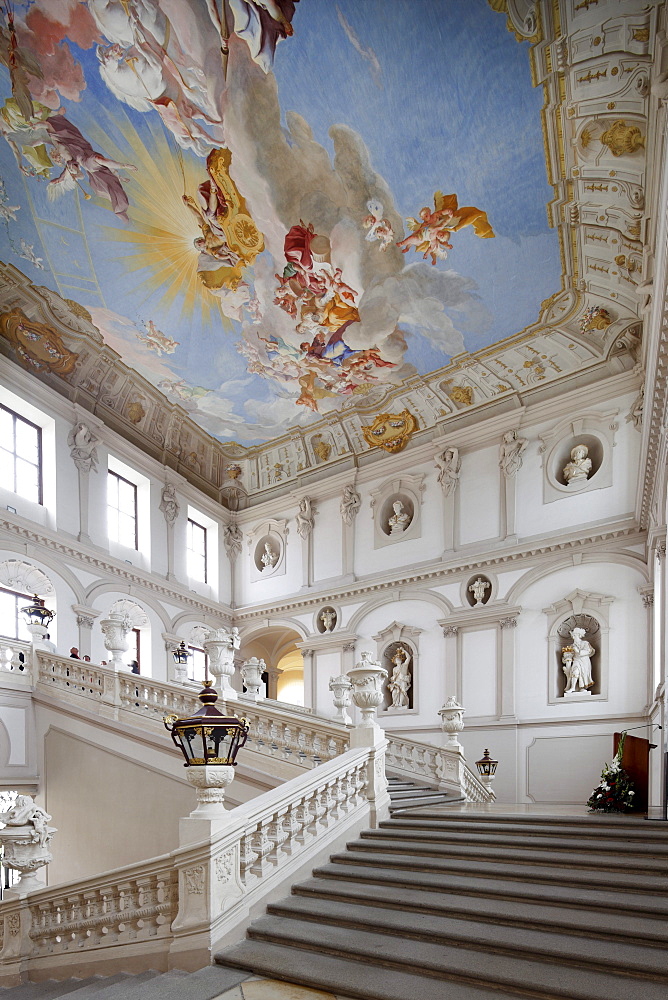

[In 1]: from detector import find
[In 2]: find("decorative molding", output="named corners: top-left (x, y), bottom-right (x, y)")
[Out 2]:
top-left (499, 617), bottom-right (519, 629)
top-left (0, 559), bottom-right (54, 597)
top-left (0, 517), bottom-right (233, 621)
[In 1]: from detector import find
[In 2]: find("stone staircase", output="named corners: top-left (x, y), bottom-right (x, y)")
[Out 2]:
top-left (214, 798), bottom-right (668, 1000)
top-left (385, 775), bottom-right (460, 812)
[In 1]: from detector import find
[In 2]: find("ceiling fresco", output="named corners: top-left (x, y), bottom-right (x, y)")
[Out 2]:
top-left (0, 0), bottom-right (562, 445)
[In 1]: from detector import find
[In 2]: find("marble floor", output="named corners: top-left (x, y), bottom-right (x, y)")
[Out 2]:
top-left (215, 976), bottom-right (356, 1000)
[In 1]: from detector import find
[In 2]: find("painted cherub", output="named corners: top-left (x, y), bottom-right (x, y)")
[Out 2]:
top-left (397, 192), bottom-right (495, 264)
top-left (362, 199), bottom-right (395, 252)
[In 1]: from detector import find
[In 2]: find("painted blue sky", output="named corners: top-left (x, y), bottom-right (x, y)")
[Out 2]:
top-left (0, 0), bottom-right (561, 444)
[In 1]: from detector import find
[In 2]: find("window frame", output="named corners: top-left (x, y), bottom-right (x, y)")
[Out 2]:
top-left (107, 469), bottom-right (139, 550)
top-left (187, 643), bottom-right (208, 683)
top-left (0, 403), bottom-right (43, 506)
top-left (187, 516), bottom-right (208, 584)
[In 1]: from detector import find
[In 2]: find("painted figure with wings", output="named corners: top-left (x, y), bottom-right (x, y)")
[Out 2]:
top-left (397, 191), bottom-right (495, 265)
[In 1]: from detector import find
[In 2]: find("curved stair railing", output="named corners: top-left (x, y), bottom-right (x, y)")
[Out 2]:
top-left (6, 650), bottom-right (492, 800)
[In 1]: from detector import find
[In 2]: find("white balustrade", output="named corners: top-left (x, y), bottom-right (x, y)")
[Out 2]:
top-left (0, 639), bottom-right (30, 674)
top-left (384, 731), bottom-right (493, 802)
top-left (0, 745), bottom-right (382, 982)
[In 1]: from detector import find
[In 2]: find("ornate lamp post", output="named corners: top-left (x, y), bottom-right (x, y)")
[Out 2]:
top-left (20, 595), bottom-right (54, 645)
top-left (475, 749), bottom-right (498, 792)
top-left (172, 640), bottom-right (191, 684)
top-left (164, 682), bottom-right (249, 817)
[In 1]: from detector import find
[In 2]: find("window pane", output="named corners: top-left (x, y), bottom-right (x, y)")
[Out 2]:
top-left (118, 479), bottom-right (136, 515)
top-left (0, 409), bottom-right (13, 441)
top-left (188, 646), bottom-right (207, 683)
top-left (118, 512), bottom-right (136, 549)
top-left (0, 591), bottom-right (17, 639)
top-left (15, 458), bottom-right (39, 502)
top-left (15, 420), bottom-right (38, 463)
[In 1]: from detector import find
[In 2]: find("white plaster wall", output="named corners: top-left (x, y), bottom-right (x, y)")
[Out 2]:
top-left (312, 496), bottom-right (343, 581)
top-left (458, 445), bottom-right (500, 545)
top-left (461, 628), bottom-right (497, 718)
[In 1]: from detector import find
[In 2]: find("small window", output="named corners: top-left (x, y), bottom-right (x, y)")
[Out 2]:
top-left (188, 644), bottom-right (208, 683)
top-left (0, 404), bottom-right (42, 505)
top-left (187, 518), bottom-right (208, 583)
top-left (107, 470), bottom-right (138, 549)
top-left (0, 586), bottom-right (32, 642)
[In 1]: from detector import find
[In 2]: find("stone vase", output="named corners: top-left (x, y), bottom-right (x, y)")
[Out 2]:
top-left (347, 656), bottom-right (388, 728)
top-left (241, 657), bottom-right (265, 701)
top-left (203, 630), bottom-right (238, 700)
top-left (99, 612), bottom-right (132, 671)
top-left (439, 696), bottom-right (465, 752)
top-left (0, 824), bottom-right (56, 896)
top-left (329, 674), bottom-right (353, 725)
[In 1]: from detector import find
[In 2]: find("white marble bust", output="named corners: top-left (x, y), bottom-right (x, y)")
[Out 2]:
top-left (563, 444), bottom-right (592, 486)
top-left (388, 500), bottom-right (410, 535)
top-left (260, 542), bottom-right (278, 571)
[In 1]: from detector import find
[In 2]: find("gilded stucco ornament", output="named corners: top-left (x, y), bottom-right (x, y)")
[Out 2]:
top-left (0, 307), bottom-right (78, 376)
top-left (600, 120), bottom-right (645, 158)
top-left (361, 409), bottom-right (418, 454)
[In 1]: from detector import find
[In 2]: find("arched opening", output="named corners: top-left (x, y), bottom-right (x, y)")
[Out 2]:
top-left (240, 627), bottom-right (304, 706)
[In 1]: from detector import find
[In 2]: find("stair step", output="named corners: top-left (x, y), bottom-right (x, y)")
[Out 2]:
top-left (388, 788), bottom-right (446, 798)
top-left (328, 847), bottom-right (668, 895)
top-left (293, 876), bottom-right (668, 946)
top-left (217, 939), bottom-right (526, 1000)
top-left (55, 972), bottom-right (162, 1000)
top-left (0, 980), bottom-right (104, 1000)
top-left (242, 914), bottom-right (668, 999)
top-left (384, 814), bottom-right (668, 840)
top-left (348, 835), bottom-right (665, 874)
top-left (55, 974), bottom-right (138, 999)
top-left (95, 967), bottom-right (247, 1000)
top-left (266, 894), bottom-right (668, 978)
top-left (312, 861), bottom-right (668, 920)
top-left (370, 824), bottom-right (668, 858)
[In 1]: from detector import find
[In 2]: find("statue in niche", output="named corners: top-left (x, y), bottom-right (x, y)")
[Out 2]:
top-left (68, 421), bottom-right (100, 475)
top-left (435, 446), bottom-right (460, 497)
top-left (159, 483), bottom-right (180, 525)
top-left (296, 496), bottom-right (315, 538)
top-left (561, 627), bottom-right (595, 694)
top-left (340, 484), bottom-right (361, 525)
top-left (320, 608), bottom-right (336, 632)
top-left (388, 500), bottom-right (410, 535)
top-left (387, 646), bottom-right (412, 709)
top-left (260, 541), bottom-right (278, 571)
top-left (499, 429), bottom-right (527, 479)
top-left (469, 576), bottom-right (490, 606)
top-left (562, 444), bottom-right (592, 486)
top-left (0, 795), bottom-right (51, 847)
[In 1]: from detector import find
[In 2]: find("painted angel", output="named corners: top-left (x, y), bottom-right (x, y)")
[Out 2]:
top-left (362, 199), bottom-right (395, 251)
top-left (397, 192), bottom-right (495, 264)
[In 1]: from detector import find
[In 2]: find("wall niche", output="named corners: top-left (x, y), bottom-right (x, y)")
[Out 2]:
top-left (543, 590), bottom-right (613, 704)
top-left (369, 475), bottom-right (424, 549)
top-left (373, 621), bottom-right (422, 714)
top-left (539, 412), bottom-right (616, 503)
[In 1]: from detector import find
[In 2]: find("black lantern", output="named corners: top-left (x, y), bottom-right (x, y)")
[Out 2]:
top-left (20, 595), bottom-right (55, 628)
top-left (475, 748), bottom-right (498, 779)
top-left (172, 641), bottom-right (191, 666)
top-left (164, 681), bottom-right (249, 767)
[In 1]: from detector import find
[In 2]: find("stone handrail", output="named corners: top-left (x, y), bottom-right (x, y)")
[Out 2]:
top-left (34, 652), bottom-right (349, 770)
top-left (0, 638), bottom-right (29, 673)
top-left (31, 652), bottom-right (491, 798)
top-left (0, 743), bottom-right (384, 984)
top-left (384, 731), bottom-right (494, 802)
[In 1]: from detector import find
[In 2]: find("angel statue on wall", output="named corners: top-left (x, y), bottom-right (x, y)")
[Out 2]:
top-left (68, 421), bottom-right (100, 475)
top-left (499, 429), bottom-right (527, 479)
top-left (340, 484), bottom-right (361, 525)
top-left (435, 446), bottom-right (460, 497)
top-left (387, 646), bottom-right (412, 709)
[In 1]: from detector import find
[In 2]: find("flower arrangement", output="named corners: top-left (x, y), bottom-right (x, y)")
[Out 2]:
top-left (587, 731), bottom-right (636, 813)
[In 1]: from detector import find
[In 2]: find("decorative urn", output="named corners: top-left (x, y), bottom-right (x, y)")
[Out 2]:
top-left (240, 656), bottom-right (266, 701)
top-left (329, 673), bottom-right (353, 726)
top-left (439, 696), bottom-right (465, 752)
top-left (347, 652), bottom-right (388, 728)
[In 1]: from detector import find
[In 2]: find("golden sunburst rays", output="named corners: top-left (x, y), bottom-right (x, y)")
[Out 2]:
top-left (83, 104), bottom-right (231, 329)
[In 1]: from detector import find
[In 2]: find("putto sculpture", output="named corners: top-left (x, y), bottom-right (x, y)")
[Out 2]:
top-left (469, 576), bottom-right (490, 607)
top-left (499, 429), bottom-right (527, 479)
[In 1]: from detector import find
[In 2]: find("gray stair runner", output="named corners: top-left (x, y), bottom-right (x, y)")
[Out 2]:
top-left (214, 788), bottom-right (668, 1000)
